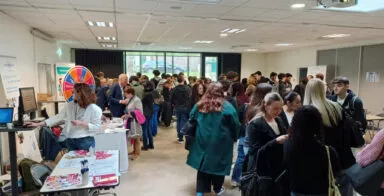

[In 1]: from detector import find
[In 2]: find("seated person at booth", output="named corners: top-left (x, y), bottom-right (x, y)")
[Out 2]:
top-left (27, 83), bottom-right (102, 152)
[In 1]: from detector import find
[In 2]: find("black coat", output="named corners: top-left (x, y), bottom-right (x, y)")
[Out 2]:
top-left (108, 83), bottom-right (125, 117)
top-left (329, 89), bottom-right (367, 132)
top-left (96, 86), bottom-right (109, 111)
top-left (278, 111), bottom-right (290, 130)
top-left (247, 116), bottom-right (287, 170)
top-left (142, 91), bottom-right (154, 118)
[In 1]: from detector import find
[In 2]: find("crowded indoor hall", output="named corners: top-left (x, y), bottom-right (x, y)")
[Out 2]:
top-left (0, 0), bottom-right (384, 195)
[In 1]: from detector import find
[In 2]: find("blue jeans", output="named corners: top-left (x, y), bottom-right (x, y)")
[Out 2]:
top-left (152, 104), bottom-right (159, 136)
top-left (142, 116), bottom-right (153, 148)
top-left (66, 136), bottom-right (95, 151)
top-left (232, 137), bottom-right (245, 183)
top-left (42, 128), bottom-right (66, 161)
top-left (175, 107), bottom-right (189, 141)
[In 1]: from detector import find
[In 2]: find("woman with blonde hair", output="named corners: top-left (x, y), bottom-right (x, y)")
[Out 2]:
top-left (304, 78), bottom-right (355, 196)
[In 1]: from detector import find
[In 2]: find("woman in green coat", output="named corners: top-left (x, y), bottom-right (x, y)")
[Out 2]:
top-left (186, 82), bottom-right (241, 196)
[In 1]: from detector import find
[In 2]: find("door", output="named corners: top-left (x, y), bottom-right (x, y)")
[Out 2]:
top-left (204, 56), bottom-right (218, 81)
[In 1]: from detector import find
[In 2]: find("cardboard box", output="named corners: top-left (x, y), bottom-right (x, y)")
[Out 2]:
top-left (37, 93), bottom-right (53, 101)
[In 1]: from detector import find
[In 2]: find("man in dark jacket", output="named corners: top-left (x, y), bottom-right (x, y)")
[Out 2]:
top-left (96, 78), bottom-right (109, 111)
top-left (150, 70), bottom-right (161, 88)
top-left (278, 73), bottom-right (287, 98)
top-left (170, 75), bottom-right (191, 143)
top-left (108, 74), bottom-right (128, 117)
top-left (330, 76), bottom-right (367, 133)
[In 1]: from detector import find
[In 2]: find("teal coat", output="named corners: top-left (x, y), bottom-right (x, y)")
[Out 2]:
top-left (186, 101), bottom-right (241, 176)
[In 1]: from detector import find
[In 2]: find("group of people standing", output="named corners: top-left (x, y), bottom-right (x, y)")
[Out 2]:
top-left (183, 70), bottom-right (377, 196)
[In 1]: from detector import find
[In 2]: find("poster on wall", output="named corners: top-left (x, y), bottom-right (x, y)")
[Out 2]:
top-left (366, 72), bottom-right (380, 83)
top-left (55, 63), bottom-right (75, 100)
top-left (0, 56), bottom-right (21, 99)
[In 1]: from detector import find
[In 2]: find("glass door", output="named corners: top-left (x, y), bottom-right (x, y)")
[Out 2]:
top-left (204, 56), bottom-right (218, 81)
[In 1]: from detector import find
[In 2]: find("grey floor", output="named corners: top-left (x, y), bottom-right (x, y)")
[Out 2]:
top-left (112, 124), bottom-right (242, 196)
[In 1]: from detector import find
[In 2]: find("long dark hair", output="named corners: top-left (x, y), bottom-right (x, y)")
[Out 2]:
top-left (191, 83), bottom-right (205, 106)
top-left (74, 83), bottom-right (96, 108)
top-left (246, 83), bottom-right (273, 122)
top-left (197, 82), bottom-right (224, 113)
top-left (289, 105), bottom-right (324, 150)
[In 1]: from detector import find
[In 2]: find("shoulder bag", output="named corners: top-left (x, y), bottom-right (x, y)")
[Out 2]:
top-left (325, 146), bottom-right (341, 196)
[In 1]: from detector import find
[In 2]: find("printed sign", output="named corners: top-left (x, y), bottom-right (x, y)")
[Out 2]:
top-left (0, 56), bottom-right (21, 99)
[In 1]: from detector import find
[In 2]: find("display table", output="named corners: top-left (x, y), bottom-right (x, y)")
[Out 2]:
top-left (366, 114), bottom-right (384, 139)
top-left (40, 150), bottom-right (119, 195)
top-left (94, 127), bottom-right (129, 173)
top-left (0, 126), bottom-right (38, 196)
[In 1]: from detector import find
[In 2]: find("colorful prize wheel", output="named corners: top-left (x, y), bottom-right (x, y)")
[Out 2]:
top-left (62, 66), bottom-right (95, 102)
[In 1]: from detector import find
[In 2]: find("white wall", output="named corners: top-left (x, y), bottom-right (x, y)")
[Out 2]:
top-left (0, 12), bottom-right (71, 163)
top-left (241, 53), bottom-right (267, 79)
top-left (0, 12), bottom-right (70, 92)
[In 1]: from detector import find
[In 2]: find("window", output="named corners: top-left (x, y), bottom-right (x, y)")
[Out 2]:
top-left (205, 56), bottom-right (218, 81)
top-left (125, 52), bottom-right (201, 78)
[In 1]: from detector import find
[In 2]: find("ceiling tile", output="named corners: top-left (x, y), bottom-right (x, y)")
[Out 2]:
top-left (0, 0), bottom-right (30, 6)
top-left (79, 11), bottom-right (115, 22)
top-left (116, 0), bottom-right (157, 12)
top-left (189, 5), bottom-right (234, 17)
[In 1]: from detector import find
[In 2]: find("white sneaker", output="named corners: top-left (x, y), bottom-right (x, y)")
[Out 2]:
top-left (215, 187), bottom-right (225, 195)
top-left (231, 181), bottom-right (239, 187)
top-left (178, 140), bottom-right (184, 144)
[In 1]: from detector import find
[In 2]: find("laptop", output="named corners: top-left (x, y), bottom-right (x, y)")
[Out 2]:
top-left (0, 108), bottom-right (13, 129)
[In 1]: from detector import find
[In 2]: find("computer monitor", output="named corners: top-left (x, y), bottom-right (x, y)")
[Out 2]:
top-left (0, 108), bottom-right (13, 125)
top-left (19, 87), bottom-right (37, 114)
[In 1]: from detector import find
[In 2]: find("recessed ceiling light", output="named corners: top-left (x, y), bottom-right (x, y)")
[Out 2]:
top-left (220, 33), bottom-right (228, 37)
top-left (96, 21), bottom-right (106, 27)
top-left (109, 22), bottom-right (114, 28)
top-left (97, 36), bottom-right (102, 40)
top-left (194, 40), bottom-right (213, 44)
top-left (111, 37), bottom-right (116, 41)
top-left (275, 43), bottom-right (293, 46)
top-left (103, 37), bottom-right (110, 40)
top-left (245, 49), bottom-right (259, 52)
top-left (322, 34), bottom-right (351, 38)
top-left (291, 3), bottom-right (306, 8)
top-left (88, 21), bottom-right (94, 26)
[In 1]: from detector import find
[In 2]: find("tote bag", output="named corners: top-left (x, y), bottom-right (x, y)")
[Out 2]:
top-left (325, 146), bottom-right (341, 196)
top-left (345, 160), bottom-right (384, 195)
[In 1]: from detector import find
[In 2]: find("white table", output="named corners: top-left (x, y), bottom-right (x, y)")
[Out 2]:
top-left (40, 150), bottom-right (119, 195)
top-left (94, 121), bottom-right (129, 173)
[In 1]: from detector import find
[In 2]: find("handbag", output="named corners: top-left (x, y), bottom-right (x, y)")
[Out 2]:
top-left (181, 119), bottom-right (197, 151)
top-left (345, 160), bottom-right (384, 195)
top-left (126, 119), bottom-right (142, 139)
top-left (181, 118), bottom-right (197, 137)
top-left (325, 146), bottom-right (341, 196)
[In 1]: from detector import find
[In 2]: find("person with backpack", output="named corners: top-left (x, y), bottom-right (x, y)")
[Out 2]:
top-left (329, 76), bottom-right (367, 134)
top-left (150, 70), bottom-right (161, 88)
top-left (304, 79), bottom-right (355, 196)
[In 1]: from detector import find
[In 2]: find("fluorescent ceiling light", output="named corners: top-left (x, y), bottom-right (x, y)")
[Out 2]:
top-left (96, 22), bottom-right (106, 27)
top-left (235, 29), bottom-right (246, 34)
top-left (111, 37), bottom-right (116, 41)
top-left (97, 37), bottom-right (102, 40)
top-left (88, 21), bottom-right (94, 26)
top-left (103, 37), bottom-right (110, 40)
top-left (220, 33), bottom-right (228, 37)
top-left (275, 43), bottom-right (293, 46)
top-left (221, 28), bottom-right (231, 33)
top-left (109, 22), bottom-right (114, 28)
top-left (220, 28), bottom-right (246, 34)
top-left (245, 49), bottom-right (258, 52)
top-left (228, 28), bottom-right (240, 33)
top-left (101, 44), bottom-right (117, 48)
top-left (322, 34), bottom-right (351, 38)
top-left (291, 3), bottom-right (306, 8)
top-left (316, 0), bottom-right (384, 12)
top-left (194, 40), bottom-right (213, 44)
